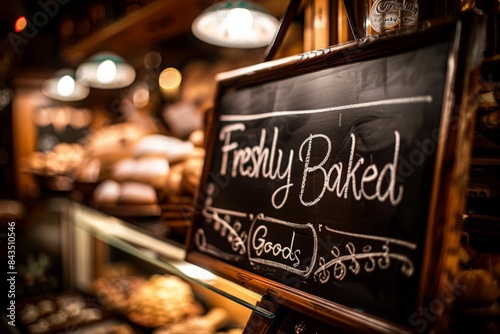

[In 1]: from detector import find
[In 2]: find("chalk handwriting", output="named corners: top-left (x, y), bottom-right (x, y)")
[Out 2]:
top-left (195, 189), bottom-right (415, 281)
top-left (195, 183), bottom-right (248, 260)
top-left (199, 95), bottom-right (434, 279)
top-left (299, 131), bottom-right (404, 207)
top-left (219, 123), bottom-right (294, 209)
top-left (313, 227), bottom-right (416, 283)
top-left (218, 96), bottom-right (432, 122)
top-left (252, 226), bottom-right (301, 267)
top-left (218, 123), bottom-right (404, 209)
top-left (248, 214), bottom-right (318, 278)
top-left (195, 229), bottom-right (246, 262)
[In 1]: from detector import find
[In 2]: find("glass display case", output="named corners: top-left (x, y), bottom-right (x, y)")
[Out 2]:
top-left (2, 198), bottom-right (268, 334)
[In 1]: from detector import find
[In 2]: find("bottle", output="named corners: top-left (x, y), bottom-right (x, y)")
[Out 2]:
top-left (367, 0), bottom-right (419, 35)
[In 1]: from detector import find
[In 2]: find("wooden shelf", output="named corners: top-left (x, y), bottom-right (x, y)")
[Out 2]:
top-left (482, 54), bottom-right (500, 74)
top-left (462, 213), bottom-right (500, 252)
top-left (470, 156), bottom-right (500, 166)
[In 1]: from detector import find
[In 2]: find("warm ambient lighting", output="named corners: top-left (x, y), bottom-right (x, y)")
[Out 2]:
top-left (42, 69), bottom-right (89, 101)
top-left (159, 67), bottom-right (182, 99)
top-left (159, 67), bottom-right (182, 90)
top-left (57, 75), bottom-right (75, 97)
top-left (130, 83), bottom-right (150, 108)
top-left (158, 67), bottom-right (182, 99)
top-left (76, 52), bottom-right (136, 89)
top-left (223, 8), bottom-right (254, 39)
top-left (173, 263), bottom-right (216, 281)
top-left (96, 60), bottom-right (117, 84)
top-left (14, 16), bottom-right (27, 32)
top-left (192, 0), bottom-right (279, 48)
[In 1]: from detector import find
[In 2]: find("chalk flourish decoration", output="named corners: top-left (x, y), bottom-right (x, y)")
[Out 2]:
top-left (313, 226), bottom-right (417, 283)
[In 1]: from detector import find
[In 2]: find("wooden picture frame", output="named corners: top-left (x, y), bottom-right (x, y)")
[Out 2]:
top-left (186, 12), bottom-right (485, 333)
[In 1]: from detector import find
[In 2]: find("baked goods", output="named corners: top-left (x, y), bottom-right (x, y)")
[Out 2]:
top-left (93, 180), bottom-right (121, 206)
top-left (453, 246), bottom-right (500, 333)
top-left (472, 253), bottom-right (500, 281)
top-left (112, 156), bottom-right (170, 189)
top-left (161, 101), bottom-right (204, 139)
top-left (75, 157), bottom-right (102, 183)
top-left (459, 244), bottom-right (478, 268)
top-left (161, 148), bottom-right (205, 198)
top-left (18, 294), bottom-right (102, 334)
top-left (189, 129), bottom-right (205, 147)
top-left (454, 269), bottom-right (499, 305)
top-left (93, 276), bottom-right (146, 312)
top-left (83, 122), bottom-right (153, 163)
top-left (19, 303), bottom-right (39, 325)
top-left (181, 155), bottom-right (204, 196)
top-left (93, 180), bottom-right (158, 206)
top-left (163, 163), bottom-right (184, 197)
top-left (126, 274), bottom-right (201, 328)
top-left (22, 143), bottom-right (85, 176)
top-left (158, 147), bottom-right (205, 235)
top-left (159, 196), bottom-right (194, 235)
top-left (479, 110), bottom-right (500, 131)
top-left (134, 134), bottom-right (194, 162)
top-left (153, 307), bottom-right (229, 334)
top-left (120, 182), bottom-right (157, 205)
top-left (456, 302), bottom-right (500, 318)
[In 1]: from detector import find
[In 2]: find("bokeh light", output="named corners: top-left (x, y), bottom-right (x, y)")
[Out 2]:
top-left (159, 67), bottom-right (182, 90)
top-left (14, 16), bottom-right (27, 32)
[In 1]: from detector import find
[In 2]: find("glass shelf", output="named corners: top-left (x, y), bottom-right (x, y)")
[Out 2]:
top-left (68, 201), bottom-right (275, 320)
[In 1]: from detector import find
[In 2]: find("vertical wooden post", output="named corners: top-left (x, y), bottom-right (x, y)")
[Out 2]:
top-left (303, 1), bottom-right (314, 51)
top-left (337, 0), bottom-right (351, 43)
top-left (303, 0), bottom-right (351, 52)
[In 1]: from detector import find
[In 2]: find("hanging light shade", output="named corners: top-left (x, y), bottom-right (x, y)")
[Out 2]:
top-left (191, 0), bottom-right (279, 48)
top-left (42, 69), bottom-right (89, 101)
top-left (76, 52), bottom-right (136, 89)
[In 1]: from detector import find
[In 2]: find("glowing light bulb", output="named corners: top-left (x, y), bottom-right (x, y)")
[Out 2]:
top-left (15, 16), bottom-right (27, 32)
top-left (56, 75), bottom-right (75, 97)
top-left (96, 60), bottom-right (117, 84)
top-left (224, 8), bottom-right (253, 39)
top-left (159, 68), bottom-right (182, 90)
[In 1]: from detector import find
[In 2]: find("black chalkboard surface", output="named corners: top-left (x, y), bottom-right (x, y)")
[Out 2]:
top-left (187, 12), bottom-right (485, 333)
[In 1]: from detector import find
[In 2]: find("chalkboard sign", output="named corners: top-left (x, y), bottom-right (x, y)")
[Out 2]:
top-left (187, 12), bottom-right (485, 333)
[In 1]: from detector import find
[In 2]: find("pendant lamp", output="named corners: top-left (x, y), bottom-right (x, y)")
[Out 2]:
top-left (191, 0), bottom-right (279, 48)
top-left (76, 52), bottom-right (136, 89)
top-left (42, 69), bottom-right (89, 101)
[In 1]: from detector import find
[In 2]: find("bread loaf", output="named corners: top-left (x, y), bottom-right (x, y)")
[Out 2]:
top-left (181, 156), bottom-right (204, 196)
top-left (112, 157), bottom-right (169, 189)
top-left (134, 135), bottom-right (194, 162)
top-left (127, 275), bottom-right (200, 328)
top-left (455, 269), bottom-right (499, 305)
top-left (472, 253), bottom-right (500, 281)
top-left (119, 182), bottom-right (157, 205)
top-left (92, 180), bottom-right (121, 206)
